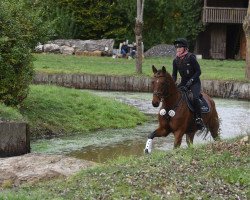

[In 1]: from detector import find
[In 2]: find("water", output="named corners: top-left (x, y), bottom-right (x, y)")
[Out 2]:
top-left (32, 90), bottom-right (250, 163)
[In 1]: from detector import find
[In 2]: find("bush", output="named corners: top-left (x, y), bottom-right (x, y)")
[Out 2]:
top-left (0, 0), bottom-right (35, 105)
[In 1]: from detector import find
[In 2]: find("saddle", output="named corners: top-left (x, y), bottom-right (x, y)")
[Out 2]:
top-left (180, 87), bottom-right (210, 113)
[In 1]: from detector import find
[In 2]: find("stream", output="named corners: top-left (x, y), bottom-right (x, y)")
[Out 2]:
top-left (31, 90), bottom-right (250, 163)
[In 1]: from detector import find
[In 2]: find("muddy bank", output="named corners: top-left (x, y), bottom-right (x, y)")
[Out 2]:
top-left (33, 73), bottom-right (250, 100)
top-left (0, 153), bottom-right (95, 188)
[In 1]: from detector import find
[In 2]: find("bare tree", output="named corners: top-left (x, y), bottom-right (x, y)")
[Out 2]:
top-left (243, 0), bottom-right (250, 79)
top-left (135, 0), bottom-right (145, 74)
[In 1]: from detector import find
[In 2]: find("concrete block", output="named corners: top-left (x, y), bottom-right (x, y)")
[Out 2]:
top-left (0, 122), bottom-right (30, 157)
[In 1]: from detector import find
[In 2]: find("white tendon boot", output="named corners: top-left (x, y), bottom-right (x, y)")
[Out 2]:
top-left (144, 139), bottom-right (153, 154)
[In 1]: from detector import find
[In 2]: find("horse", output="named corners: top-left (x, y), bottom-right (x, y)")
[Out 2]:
top-left (144, 65), bottom-right (220, 153)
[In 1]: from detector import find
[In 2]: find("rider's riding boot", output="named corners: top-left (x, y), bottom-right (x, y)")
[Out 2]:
top-left (193, 98), bottom-right (204, 130)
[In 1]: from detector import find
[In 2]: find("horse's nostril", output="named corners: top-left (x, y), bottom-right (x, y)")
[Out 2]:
top-left (152, 101), bottom-right (159, 107)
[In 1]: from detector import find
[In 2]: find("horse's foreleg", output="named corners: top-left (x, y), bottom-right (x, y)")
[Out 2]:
top-left (144, 131), bottom-right (155, 154)
top-left (144, 128), bottom-right (168, 154)
top-left (173, 130), bottom-right (184, 149)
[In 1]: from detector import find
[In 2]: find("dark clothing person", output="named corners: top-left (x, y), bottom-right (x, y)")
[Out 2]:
top-left (121, 43), bottom-right (129, 57)
top-left (172, 38), bottom-right (204, 130)
top-left (172, 52), bottom-right (201, 88)
top-left (131, 44), bottom-right (136, 58)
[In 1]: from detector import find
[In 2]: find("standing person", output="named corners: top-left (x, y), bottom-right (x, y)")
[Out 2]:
top-left (172, 38), bottom-right (204, 130)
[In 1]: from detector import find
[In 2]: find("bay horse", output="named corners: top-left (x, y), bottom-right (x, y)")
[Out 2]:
top-left (144, 65), bottom-right (220, 153)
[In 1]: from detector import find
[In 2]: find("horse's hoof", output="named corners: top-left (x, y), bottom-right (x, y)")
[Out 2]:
top-left (144, 148), bottom-right (151, 154)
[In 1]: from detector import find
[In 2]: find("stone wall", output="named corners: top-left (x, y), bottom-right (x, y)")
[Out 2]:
top-left (0, 122), bottom-right (30, 157)
top-left (33, 73), bottom-right (250, 100)
top-left (35, 39), bottom-right (115, 56)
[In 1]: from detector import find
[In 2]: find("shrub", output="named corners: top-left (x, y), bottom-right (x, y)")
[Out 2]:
top-left (0, 0), bottom-right (35, 105)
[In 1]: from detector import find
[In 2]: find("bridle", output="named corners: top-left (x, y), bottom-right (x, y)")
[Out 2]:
top-left (153, 73), bottom-right (183, 111)
top-left (152, 75), bottom-right (169, 100)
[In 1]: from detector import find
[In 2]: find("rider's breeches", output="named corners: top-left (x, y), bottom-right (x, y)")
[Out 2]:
top-left (190, 83), bottom-right (202, 118)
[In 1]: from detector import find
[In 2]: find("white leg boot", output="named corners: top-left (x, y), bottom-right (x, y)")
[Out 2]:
top-left (144, 139), bottom-right (153, 154)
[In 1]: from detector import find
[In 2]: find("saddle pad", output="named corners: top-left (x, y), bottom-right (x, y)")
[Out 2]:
top-left (183, 92), bottom-right (210, 114)
top-left (199, 97), bottom-right (210, 113)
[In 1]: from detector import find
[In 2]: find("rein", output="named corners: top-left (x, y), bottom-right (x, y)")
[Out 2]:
top-left (162, 92), bottom-right (183, 121)
top-left (153, 74), bottom-right (183, 119)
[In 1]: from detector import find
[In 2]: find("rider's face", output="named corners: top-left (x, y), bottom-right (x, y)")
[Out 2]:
top-left (176, 47), bottom-right (185, 54)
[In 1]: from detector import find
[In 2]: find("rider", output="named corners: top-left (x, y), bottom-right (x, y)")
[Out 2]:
top-left (172, 38), bottom-right (204, 130)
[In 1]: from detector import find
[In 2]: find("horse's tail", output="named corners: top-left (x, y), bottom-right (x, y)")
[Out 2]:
top-left (205, 97), bottom-right (221, 140)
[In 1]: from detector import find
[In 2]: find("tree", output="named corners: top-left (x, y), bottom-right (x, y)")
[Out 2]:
top-left (243, 0), bottom-right (250, 79)
top-left (135, 0), bottom-right (145, 74)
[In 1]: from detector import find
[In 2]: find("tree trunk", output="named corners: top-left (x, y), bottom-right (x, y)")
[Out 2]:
top-left (135, 20), bottom-right (143, 74)
top-left (135, 0), bottom-right (145, 74)
top-left (243, 1), bottom-right (250, 79)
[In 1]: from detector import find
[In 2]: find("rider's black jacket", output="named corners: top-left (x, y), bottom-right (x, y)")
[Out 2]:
top-left (172, 52), bottom-right (201, 85)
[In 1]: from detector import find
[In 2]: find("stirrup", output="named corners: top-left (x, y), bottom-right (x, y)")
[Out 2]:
top-left (195, 118), bottom-right (204, 130)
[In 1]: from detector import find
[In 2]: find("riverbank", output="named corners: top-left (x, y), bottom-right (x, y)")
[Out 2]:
top-left (1, 137), bottom-right (249, 199)
top-left (33, 73), bottom-right (250, 100)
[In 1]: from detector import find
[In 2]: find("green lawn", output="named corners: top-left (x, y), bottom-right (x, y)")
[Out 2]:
top-left (22, 85), bottom-right (147, 138)
top-left (0, 85), bottom-right (147, 138)
top-left (33, 53), bottom-right (248, 82)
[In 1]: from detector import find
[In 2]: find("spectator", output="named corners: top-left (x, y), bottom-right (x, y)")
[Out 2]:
top-left (131, 42), bottom-right (137, 58)
top-left (121, 42), bottom-right (128, 57)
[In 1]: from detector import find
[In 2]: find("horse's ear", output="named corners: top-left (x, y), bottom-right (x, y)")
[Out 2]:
top-left (152, 65), bottom-right (157, 74)
top-left (162, 66), bottom-right (166, 73)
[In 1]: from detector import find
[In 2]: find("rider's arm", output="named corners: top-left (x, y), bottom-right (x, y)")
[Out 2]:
top-left (190, 55), bottom-right (201, 81)
top-left (172, 59), bottom-right (177, 82)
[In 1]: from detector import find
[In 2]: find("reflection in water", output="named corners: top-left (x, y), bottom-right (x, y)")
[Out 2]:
top-left (69, 140), bottom-right (146, 163)
top-left (34, 90), bottom-right (250, 163)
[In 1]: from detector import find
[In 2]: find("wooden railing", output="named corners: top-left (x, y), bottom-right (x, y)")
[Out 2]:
top-left (203, 7), bottom-right (247, 24)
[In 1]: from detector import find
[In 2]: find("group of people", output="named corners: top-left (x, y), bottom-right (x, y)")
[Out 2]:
top-left (120, 41), bottom-right (137, 58)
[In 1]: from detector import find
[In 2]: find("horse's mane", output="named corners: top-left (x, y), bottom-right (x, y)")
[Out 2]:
top-left (165, 71), bottom-right (175, 85)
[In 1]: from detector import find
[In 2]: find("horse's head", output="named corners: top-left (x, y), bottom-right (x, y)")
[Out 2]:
top-left (151, 65), bottom-right (169, 107)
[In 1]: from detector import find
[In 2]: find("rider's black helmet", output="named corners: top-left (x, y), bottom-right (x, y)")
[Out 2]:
top-left (173, 38), bottom-right (188, 48)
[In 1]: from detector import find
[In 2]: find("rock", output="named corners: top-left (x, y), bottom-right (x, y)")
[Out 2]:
top-left (60, 45), bottom-right (75, 55)
top-left (240, 135), bottom-right (249, 145)
top-left (144, 44), bottom-right (176, 58)
top-left (0, 153), bottom-right (95, 188)
top-left (34, 43), bottom-right (44, 53)
top-left (43, 44), bottom-right (60, 53)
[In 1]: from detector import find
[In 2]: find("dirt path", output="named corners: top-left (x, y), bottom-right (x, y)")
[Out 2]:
top-left (0, 153), bottom-right (95, 188)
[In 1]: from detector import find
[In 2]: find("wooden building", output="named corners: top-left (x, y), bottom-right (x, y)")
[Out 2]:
top-left (195, 0), bottom-right (248, 59)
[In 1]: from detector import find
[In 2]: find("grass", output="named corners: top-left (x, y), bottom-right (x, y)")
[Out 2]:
top-left (0, 103), bottom-right (24, 122)
top-left (18, 85), bottom-right (147, 138)
top-left (33, 53), bottom-right (248, 82)
top-left (0, 138), bottom-right (249, 199)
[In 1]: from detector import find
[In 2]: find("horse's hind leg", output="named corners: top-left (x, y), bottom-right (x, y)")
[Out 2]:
top-left (186, 132), bottom-right (195, 147)
top-left (208, 108), bottom-right (221, 141)
top-left (173, 130), bottom-right (185, 149)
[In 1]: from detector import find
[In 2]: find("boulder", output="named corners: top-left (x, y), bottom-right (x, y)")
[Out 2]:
top-left (43, 44), bottom-right (60, 53)
top-left (60, 45), bottom-right (75, 55)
